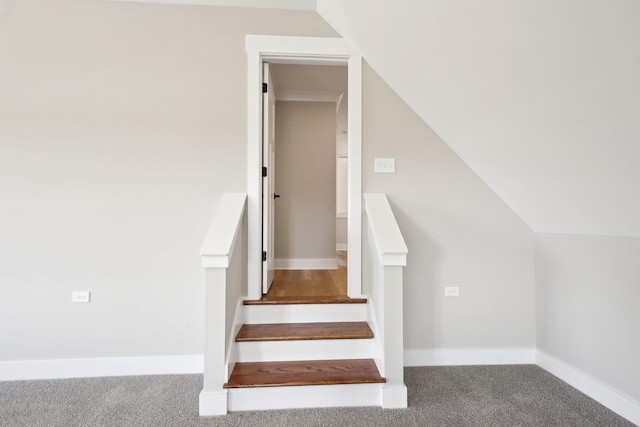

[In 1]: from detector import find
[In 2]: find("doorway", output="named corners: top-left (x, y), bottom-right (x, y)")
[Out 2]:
top-left (245, 35), bottom-right (363, 302)
top-left (262, 63), bottom-right (348, 301)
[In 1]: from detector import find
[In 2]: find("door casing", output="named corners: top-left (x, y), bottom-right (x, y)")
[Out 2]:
top-left (245, 35), bottom-right (363, 300)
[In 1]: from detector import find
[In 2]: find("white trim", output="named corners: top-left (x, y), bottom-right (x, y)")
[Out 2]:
top-left (366, 298), bottom-right (384, 378)
top-left (381, 384), bottom-right (408, 409)
top-left (363, 194), bottom-right (408, 266)
top-left (199, 193), bottom-right (247, 268)
top-left (336, 243), bottom-right (348, 251)
top-left (199, 390), bottom-right (228, 416)
top-left (0, 355), bottom-right (204, 381)
top-left (245, 35), bottom-right (363, 300)
top-left (346, 48), bottom-right (363, 298)
top-left (237, 339), bottom-right (372, 362)
top-left (274, 258), bottom-right (337, 270)
top-left (227, 383), bottom-right (382, 411)
top-left (244, 303), bottom-right (367, 324)
top-left (225, 298), bottom-right (244, 379)
top-left (403, 348), bottom-right (536, 367)
top-left (102, 0), bottom-right (317, 11)
top-left (276, 90), bottom-right (342, 103)
top-left (536, 350), bottom-right (640, 426)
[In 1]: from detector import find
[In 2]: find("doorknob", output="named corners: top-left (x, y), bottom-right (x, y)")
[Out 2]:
top-left (274, 193), bottom-right (281, 199)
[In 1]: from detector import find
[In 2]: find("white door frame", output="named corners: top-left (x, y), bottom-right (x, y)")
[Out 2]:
top-left (245, 35), bottom-right (363, 300)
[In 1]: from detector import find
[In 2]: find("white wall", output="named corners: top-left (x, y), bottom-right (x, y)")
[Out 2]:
top-left (0, 0), bottom-right (337, 361)
top-left (318, 0), bottom-right (640, 237)
top-left (274, 101), bottom-right (336, 260)
top-left (319, 1), bottom-right (639, 420)
top-left (0, 0), bottom-right (536, 366)
top-left (536, 233), bottom-right (640, 402)
top-left (362, 63), bottom-right (535, 351)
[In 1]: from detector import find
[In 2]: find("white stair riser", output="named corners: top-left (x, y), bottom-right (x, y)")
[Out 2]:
top-left (244, 304), bottom-right (367, 324)
top-left (227, 383), bottom-right (383, 411)
top-left (237, 339), bottom-right (373, 362)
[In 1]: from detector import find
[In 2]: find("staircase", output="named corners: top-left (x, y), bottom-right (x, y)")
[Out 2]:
top-left (222, 298), bottom-right (386, 411)
top-left (199, 193), bottom-right (408, 415)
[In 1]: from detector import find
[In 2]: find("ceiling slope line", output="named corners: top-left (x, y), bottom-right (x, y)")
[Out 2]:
top-left (101, 0), bottom-right (317, 11)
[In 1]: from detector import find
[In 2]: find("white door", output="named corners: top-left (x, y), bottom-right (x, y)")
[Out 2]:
top-left (262, 63), bottom-right (276, 294)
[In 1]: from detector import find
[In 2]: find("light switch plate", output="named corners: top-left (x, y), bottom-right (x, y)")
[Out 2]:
top-left (374, 158), bottom-right (395, 173)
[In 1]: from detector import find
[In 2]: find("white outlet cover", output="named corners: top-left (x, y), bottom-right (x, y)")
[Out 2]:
top-left (72, 291), bottom-right (91, 303)
top-left (444, 286), bottom-right (460, 297)
top-left (374, 158), bottom-right (395, 173)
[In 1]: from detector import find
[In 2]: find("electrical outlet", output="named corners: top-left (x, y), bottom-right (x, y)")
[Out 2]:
top-left (72, 291), bottom-right (91, 303)
top-left (374, 158), bottom-right (395, 173)
top-left (444, 287), bottom-right (460, 297)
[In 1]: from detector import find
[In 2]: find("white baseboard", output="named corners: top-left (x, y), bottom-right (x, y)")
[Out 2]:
top-left (536, 350), bottom-right (640, 426)
top-left (0, 355), bottom-right (204, 381)
top-left (274, 258), bottom-right (337, 270)
top-left (404, 348), bottom-right (536, 367)
top-left (336, 243), bottom-right (348, 251)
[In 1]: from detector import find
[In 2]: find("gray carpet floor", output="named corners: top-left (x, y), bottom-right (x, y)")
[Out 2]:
top-left (0, 365), bottom-right (634, 427)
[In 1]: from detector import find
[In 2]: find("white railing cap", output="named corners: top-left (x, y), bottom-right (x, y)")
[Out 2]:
top-left (200, 193), bottom-right (247, 268)
top-left (364, 193), bottom-right (408, 266)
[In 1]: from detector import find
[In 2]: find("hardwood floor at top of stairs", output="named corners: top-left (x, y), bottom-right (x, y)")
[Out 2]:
top-left (267, 269), bottom-right (345, 297)
top-left (251, 251), bottom-right (349, 303)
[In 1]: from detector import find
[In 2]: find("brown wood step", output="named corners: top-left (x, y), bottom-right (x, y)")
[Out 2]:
top-left (244, 296), bottom-right (367, 305)
top-left (223, 359), bottom-right (385, 388)
top-left (236, 322), bottom-right (373, 342)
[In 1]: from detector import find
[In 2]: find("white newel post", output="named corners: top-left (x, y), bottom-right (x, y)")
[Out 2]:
top-left (381, 265), bottom-right (408, 408)
top-left (364, 193), bottom-right (409, 409)
top-left (199, 268), bottom-right (228, 415)
top-left (198, 193), bottom-right (247, 416)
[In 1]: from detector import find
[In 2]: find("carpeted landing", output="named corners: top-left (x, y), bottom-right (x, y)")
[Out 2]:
top-left (0, 365), bottom-right (634, 427)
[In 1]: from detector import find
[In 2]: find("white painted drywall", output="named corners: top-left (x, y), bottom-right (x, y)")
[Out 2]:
top-left (536, 233), bottom-right (640, 402)
top-left (274, 101), bottom-right (336, 260)
top-left (318, 0), bottom-right (640, 237)
top-left (0, 0), bottom-right (338, 361)
top-left (362, 63), bottom-right (535, 350)
top-left (0, 0), bottom-right (536, 365)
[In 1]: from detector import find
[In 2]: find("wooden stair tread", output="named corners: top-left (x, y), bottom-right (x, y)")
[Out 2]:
top-left (243, 296), bottom-right (367, 305)
top-left (236, 322), bottom-right (373, 342)
top-left (224, 359), bottom-right (385, 388)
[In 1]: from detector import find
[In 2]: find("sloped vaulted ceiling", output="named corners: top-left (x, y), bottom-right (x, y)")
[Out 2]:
top-left (317, 0), bottom-right (640, 236)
